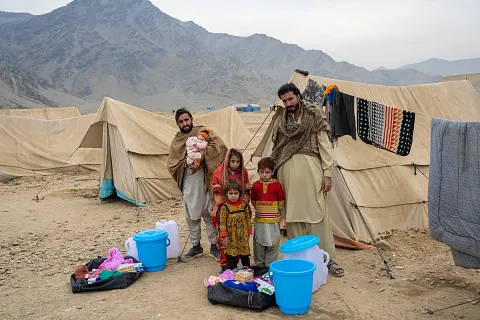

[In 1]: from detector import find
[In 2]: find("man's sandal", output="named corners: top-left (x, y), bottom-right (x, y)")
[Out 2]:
top-left (327, 260), bottom-right (345, 277)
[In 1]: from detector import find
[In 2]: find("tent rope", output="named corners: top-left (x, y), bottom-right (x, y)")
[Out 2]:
top-left (241, 109), bottom-right (274, 167)
top-left (425, 295), bottom-right (480, 314)
top-left (33, 148), bottom-right (79, 201)
top-left (337, 165), bottom-right (394, 279)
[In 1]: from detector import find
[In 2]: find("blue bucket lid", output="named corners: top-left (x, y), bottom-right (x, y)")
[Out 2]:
top-left (280, 235), bottom-right (320, 253)
top-left (133, 229), bottom-right (168, 243)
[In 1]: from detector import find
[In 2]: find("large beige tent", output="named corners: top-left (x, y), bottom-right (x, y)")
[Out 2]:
top-left (255, 71), bottom-right (480, 247)
top-left (439, 73), bottom-right (480, 96)
top-left (79, 97), bottom-right (258, 205)
top-left (0, 113), bottom-right (101, 182)
top-left (0, 107), bottom-right (81, 120)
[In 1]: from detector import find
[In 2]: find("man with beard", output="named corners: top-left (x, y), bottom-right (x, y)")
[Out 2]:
top-left (270, 83), bottom-right (344, 277)
top-left (168, 108), bottom-right (227, 260)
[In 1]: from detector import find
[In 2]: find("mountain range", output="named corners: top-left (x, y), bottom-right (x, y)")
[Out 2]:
top-left (0, 0), bottom-right (474, 112)
top-left (398, 58), bottom-right (480, 77)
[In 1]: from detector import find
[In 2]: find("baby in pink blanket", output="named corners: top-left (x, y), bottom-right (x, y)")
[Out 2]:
top-left (186, 128), bottom-right (211, 175)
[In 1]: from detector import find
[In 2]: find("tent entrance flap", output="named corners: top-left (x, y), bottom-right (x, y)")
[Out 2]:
top-left (99, 179), bottom-right (114, 199)
top-left (99, 178), bottom-right (146, 207)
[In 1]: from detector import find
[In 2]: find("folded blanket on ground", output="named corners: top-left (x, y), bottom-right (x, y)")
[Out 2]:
top-left (429, 118), bottom-right (480, 268)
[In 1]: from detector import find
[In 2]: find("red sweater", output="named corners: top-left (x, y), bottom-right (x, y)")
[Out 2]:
top-left (251, 179), bottom-right (285, 223)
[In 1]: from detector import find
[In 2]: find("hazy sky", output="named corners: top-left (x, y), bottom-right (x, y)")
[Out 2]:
top-left (1, 0), bottom-right (479, 70)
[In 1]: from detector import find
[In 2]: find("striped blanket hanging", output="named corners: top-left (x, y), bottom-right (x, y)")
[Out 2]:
top-left (357, 97), bottom-right (415, 156)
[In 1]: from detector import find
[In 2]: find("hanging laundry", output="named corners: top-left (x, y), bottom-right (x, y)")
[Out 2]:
top-left (429, 118), bottom-right (480, 269)
top-left (323, 84), bottom-right (338, 96)
top-left (302, 79), bottom-right (326, 105)
top-left (357, 98), bottom-right (415, 156)
top-left (331, 91), bottom-right (356, 141)
top-left (323, 84), bottom-right (339, 105)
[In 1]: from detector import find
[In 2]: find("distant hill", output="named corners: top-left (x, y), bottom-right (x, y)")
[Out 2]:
top-left (0, 0), bottom-right (448, 112)
top-left (182, 22), bottom-right (441, 87)
top-left (0, 59), bottom-right (96, 110)
top-left (398, 58), bottom-right (480, 77)
top-left (0, 11), bottom-right (33, 24)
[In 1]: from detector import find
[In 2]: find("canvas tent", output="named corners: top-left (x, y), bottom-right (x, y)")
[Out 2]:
top-left (0, 113), bottom-right (101, 182)
top-left (439, 73), bottom-right (480, 96)
top-left (255, 71), bottom-right (480, 248)
top-left (0, 107), bottom-right (81, 120)
top-left (79, 97), bottom-right (258, 205)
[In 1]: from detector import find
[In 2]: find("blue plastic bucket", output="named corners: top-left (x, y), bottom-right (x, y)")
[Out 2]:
top-left (270, 259), bottom-right (316, 315)
top-left (133, 229), bottom-right (170, 272)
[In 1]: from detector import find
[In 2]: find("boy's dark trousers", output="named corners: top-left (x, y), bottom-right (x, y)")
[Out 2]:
top-left (227, 255), bottom-right (250, 270)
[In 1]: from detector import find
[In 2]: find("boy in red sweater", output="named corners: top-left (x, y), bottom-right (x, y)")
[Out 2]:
top-left (251, 157), bottom-right (285, 267)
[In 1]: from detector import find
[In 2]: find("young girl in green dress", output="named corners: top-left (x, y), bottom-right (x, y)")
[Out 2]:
top-left (219, 180), bottom-right (252, 269)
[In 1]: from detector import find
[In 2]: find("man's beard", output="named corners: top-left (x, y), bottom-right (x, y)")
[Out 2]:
top-left (286, 102), bottom-right (300, 114)
top-left (180, 122), bottom-right (193, 134)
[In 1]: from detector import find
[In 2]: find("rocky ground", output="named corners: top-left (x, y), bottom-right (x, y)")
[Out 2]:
top-left (0, 172), bottom-right (479, 320)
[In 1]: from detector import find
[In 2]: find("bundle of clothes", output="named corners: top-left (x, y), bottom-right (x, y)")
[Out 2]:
top-left (204, 266), bottom-right (274, 295)
top-left (73, 248), bottom-right (144, 284)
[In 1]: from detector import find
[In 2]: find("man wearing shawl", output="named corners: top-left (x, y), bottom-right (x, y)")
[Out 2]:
top-left (167, 108), bottom-right (228, 260)
top-left (271, 83), bottom-right (345, 277)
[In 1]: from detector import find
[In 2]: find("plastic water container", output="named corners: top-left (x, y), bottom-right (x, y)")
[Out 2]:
top-left (125, 237), bottom-right (139, 261)
top-left (270, 259), bottom-right (316, 315)
top-left (133, 229), bottom-right (170, 272)
top-left (280, 235), bottom-right (330, 292)
top-left (155, 220), bottom-right (180, 259)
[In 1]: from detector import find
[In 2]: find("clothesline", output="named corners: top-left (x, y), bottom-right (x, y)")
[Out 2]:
top-left (316, 82), bottom-right (440, 120)
top-left (317, 82), bottom-right (451, 158)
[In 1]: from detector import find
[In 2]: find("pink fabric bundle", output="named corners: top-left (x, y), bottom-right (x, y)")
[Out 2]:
top-left (219, 269), bottom-right (235, 281)
top-left (99, 248), bottom-right (133, 270)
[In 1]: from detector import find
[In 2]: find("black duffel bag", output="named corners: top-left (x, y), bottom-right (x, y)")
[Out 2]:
top-left (70, 256), bottom-right (144, 293)
top-left (207, 266), bottom-right (277, 312)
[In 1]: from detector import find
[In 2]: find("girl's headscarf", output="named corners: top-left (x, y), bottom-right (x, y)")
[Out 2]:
top-left (211, 147), bottom-right (249, 199)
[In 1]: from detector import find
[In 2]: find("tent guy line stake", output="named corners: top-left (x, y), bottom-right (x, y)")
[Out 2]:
top-left (337, 165), bottom-right (393, 279)
top-left (33, 148), bottom-right (78, 201)
top-left (411, 162), bottom-right (429, 180)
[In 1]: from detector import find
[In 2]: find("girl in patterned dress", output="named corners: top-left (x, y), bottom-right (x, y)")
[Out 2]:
top-left (219, 180), bottom-right (252, 270)
top-left (211, 148), bottom-right (251, 271)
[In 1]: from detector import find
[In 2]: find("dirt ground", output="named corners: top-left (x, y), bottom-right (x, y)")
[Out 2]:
top-left (1, 110), bottom-right (479, 319)
top-left (0, 172), bottom-right (479, 320)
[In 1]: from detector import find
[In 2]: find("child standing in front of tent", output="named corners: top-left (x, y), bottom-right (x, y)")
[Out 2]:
top-left (211, 148), bottom-right (251, 271)
top-left (251, 157), bottom-right (285, 267)
top-left (219, 180), bottom-right (252, 269)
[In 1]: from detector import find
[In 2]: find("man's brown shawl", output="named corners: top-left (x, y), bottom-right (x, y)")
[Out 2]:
top-left (167, 126), bottom-right (227, 190)
top-left (271, 101), bottom-right (330, 172)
